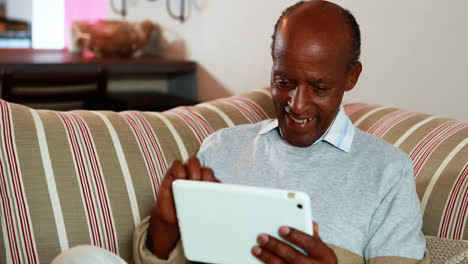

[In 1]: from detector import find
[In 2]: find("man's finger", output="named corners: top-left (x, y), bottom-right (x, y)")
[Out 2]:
top-left (256, 234), bottom-right (308, 264)
top-left (186, 156), bottom-right (202, 181)
top-left (278, 226), bottom-right (327, 259)
top-left (313, 221), bottom-right (321, 241)
top-left (160, 160), bottom-right (186, 190)
top-left (201, 167), bottom-right (220, 182)
top-left (252, 245), bottom-right (287, 264)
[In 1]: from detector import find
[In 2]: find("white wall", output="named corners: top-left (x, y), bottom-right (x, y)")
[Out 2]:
top-left (118, 0), bottom-right (467, 121)
top-left (6, 0), bottom-right (32, 21)
top-left (32, 0), bottom-right (64, 49)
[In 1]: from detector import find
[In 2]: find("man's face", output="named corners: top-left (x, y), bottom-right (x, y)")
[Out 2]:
top-left (271, 13), bottom-right (360, 147)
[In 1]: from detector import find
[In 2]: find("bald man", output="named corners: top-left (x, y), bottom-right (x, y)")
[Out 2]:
top-left (135, 1), bottom-right (429, 264)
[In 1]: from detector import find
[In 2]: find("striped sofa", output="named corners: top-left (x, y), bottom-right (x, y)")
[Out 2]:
top-left (0, 88), bottom-right (466, 263)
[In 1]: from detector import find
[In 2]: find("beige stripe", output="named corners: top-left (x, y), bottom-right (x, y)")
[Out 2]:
top-left (150, 112), bottom-right (189, 161)
top-left (198, 103), bottom-right (235, 127)
top-left (353, 106), bottom-right (390, 127)
top-left (422, 138), bottom-right (468, 215)
top-left (394, 116), bottom-right (437, 147)
top-left (31, 109), bottom-right (69, 252)
top-left (93, 112), bottom-right (141, 227)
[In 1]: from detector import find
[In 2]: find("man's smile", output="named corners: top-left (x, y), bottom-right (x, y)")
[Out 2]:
top-left (289, 115), bottom-right (314, 124)
top-left (284, 111), bottom-right (318, 131)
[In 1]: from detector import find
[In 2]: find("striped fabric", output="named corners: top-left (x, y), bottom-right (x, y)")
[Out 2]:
top-left (0, 88), bottom-right (466, 263)
top-left (344, 103), bottom-right (468, 241)
top-left (0, 89), bottom-right (275, 263)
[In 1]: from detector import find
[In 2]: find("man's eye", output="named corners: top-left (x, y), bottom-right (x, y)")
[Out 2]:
top-left (314, 86), bottom-right (327, 92)
top-left (276, 78), bottom-right (293, 87)
top-left (316, 86), bottom-right (326, 91)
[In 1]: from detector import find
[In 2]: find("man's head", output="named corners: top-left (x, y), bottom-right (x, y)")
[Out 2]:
top-left (270, 0), bottom-right (362, 147)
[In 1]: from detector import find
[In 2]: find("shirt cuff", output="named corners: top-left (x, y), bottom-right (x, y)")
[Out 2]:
top-left (133, 216), bottom-right (187, 264)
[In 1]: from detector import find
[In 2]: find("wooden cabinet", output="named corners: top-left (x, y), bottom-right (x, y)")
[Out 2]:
top-left (0, 49), bottom-right (198, 110)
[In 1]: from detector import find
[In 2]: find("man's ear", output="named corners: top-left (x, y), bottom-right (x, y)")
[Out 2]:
top-left (345, 61), bottom-right (362, 92)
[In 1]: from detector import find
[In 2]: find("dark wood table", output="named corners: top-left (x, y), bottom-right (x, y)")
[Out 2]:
top-left (0, 49), bottom-right (199, 110)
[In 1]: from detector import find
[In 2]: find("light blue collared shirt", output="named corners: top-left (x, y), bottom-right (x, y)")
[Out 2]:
top-left (258, 106), bottom-right (354, 152)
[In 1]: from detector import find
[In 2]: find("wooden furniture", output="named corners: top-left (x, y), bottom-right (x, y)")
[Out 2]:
top-left (1, 69), bottom-right (111, 110)
top-left (0, 49), bottom-right (198, 109)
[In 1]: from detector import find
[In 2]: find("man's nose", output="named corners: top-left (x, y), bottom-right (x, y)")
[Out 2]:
top-left (288, 84), bottom-right (311, 115)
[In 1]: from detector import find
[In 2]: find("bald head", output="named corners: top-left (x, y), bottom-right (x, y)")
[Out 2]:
top-left (272, 0), bottom-right (361, 69)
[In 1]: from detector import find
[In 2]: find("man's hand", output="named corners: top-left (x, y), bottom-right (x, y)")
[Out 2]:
top-left (252, 222), bottom-right (337, 264)
top-left (148, 156), bottom-right (219, 259)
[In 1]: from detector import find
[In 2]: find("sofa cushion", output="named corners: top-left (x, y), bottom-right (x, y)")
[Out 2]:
top-left (344, 103), bottom-right (468, 241)
top-left (0, 88), bottom-right (275, 263)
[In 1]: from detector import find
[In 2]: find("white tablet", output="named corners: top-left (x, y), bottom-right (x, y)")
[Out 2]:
top-left (172, 180), bottom-right (313, 264)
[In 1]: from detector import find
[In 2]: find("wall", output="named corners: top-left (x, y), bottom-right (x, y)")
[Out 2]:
top-left (6, 0), bottom-right (32, 21)
top-left (109, 0), bottom-right (468, 121)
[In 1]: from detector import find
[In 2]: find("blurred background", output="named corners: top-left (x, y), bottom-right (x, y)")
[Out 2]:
top-left (0, 0), bottom-right (466, 120)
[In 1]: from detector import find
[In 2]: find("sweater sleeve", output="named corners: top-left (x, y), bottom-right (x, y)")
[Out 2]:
top-left (364, 160), bottom-right (428, 263)
top-left (133, 216), bottom-right (188, 264)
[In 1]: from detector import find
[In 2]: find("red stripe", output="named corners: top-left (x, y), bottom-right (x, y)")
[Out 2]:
top-left (71, 114), bottom-right (115, 251)
top-left (410, 122), bottom-right (455, 161)
top-left (169, 109), bottom-right (205, 142)
top-left (59, 114), bottom-right (97, 245)
top-left (131, 112), bottom-right (166, 191)
top-left (122, 113), bottom-right (159, 192)
top-left (70, 113), bottom-right (117, 253)
top-left (231, 97), bottom-right (269, 120)
top-left (368, 109), bottom-right (405, 135)
top-left (414, 124), bottom-right (465, 176)
top-left (169, 108), bottom-right (213, 142)
top-left (454, 168), bottom-right (468, 239)
top-left (344, 103), bottom-right (373, 116)
top-left (440, 165), bottom-right (467, 238)
top-left (369, 111), bottom-right (417, 137)
top-left (2, 101), bottom-right (37, 263)
top-left (60, 113), bottom-right (101, 246)
top-left (181, 107), bottom-right (214, 135)
top-left (229, 99), bottom-right (262, 122)
top-left (222, 99), bottom-right (258, 123)
top-left (373, 112), bottom-right (415, 137)
top-left (441, 165), bottom-right (468, 239)
top-left (0, 102), bottom-right (21, 263)
top-left (121, 113), bottom-right (160, 194)
top-left (0, 161), bottom-right (21, 263)
top-left (59, 113), bottom-right (102, 247)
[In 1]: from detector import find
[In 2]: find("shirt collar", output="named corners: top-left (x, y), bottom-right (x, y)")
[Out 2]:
top-left (258, 106), bottom-right (354, 152)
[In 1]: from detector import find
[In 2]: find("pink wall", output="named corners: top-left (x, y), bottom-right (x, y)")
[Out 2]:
top-left (64, 0), bottom-right (109, 48)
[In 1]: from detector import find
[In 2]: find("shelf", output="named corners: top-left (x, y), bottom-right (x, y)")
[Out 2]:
top-left (0, 49), bottom-right (199, 102)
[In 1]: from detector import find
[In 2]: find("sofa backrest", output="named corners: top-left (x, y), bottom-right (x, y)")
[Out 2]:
top-left (0, 88), bottom-right (275, 263)
top-left (344, 103), bottom-right (468, 242)
top-left (0, 88), bottom-right (466, 263)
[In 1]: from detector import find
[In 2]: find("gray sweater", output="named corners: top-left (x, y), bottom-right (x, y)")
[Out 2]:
top-left (197, 119), bottom-right (426, 262)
